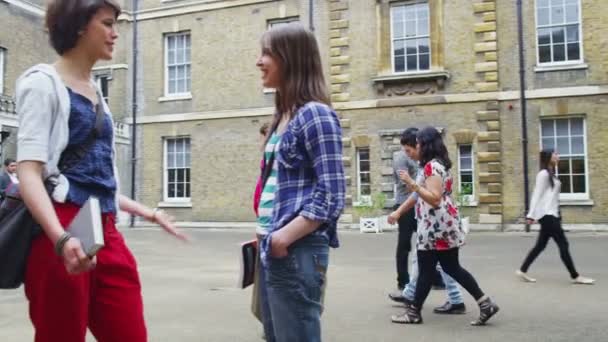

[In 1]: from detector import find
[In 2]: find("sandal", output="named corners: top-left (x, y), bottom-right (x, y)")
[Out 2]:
top-left (471, 297), bottom-right (499, 326)
top-left (391, 305), bottom-right (423, 324)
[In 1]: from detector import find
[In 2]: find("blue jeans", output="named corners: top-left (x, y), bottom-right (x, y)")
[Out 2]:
top-left (257, 246), bottom-right (276, 341)
top-left (264, 234), bottom-right (329, 342)
top-left (402, 250), bottom-right (464, 305)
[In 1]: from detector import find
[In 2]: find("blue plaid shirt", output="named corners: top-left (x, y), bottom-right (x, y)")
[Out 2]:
top-left (261, 102), bottom-right (346, 263)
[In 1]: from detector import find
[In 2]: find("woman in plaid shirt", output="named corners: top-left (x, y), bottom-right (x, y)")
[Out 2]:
top-left (255, 23), bottom-right (346, 342)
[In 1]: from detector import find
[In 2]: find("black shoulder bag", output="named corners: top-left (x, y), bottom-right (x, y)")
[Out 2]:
top-left (0, 93), bottom-right (105, 289)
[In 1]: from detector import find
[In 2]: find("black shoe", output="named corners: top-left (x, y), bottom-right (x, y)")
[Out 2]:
top-left (388, 288), bottom-right (405, 303)
top-left (471, 297), bottom-right (500, 326)
top-left (433, 302), bottom-right (466, 314)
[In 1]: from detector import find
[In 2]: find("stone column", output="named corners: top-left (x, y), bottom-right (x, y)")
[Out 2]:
top-left (328, 0), bottom-right (354, 226)
top-left (473, 0), bottom-right (503, 226)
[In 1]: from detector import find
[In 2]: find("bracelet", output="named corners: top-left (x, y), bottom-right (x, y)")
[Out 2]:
top-left (54, 232), bottom-right (72, 256)
top-left (410, 183), bottom-right (420, 192)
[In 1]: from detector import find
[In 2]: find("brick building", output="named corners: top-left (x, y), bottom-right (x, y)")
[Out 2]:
top-left (2, 0), bottom-right (607, 228)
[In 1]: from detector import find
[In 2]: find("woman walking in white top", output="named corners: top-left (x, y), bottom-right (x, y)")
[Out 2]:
top-left (516, 149), bottom-right (594, 285)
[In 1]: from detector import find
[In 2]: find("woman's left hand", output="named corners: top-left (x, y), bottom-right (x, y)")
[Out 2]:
top-left (151, 209), bottom-right (189, 242)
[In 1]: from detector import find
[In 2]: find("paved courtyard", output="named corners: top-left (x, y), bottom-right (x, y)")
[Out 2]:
top-left (1, 229), bottom-right (606, 342)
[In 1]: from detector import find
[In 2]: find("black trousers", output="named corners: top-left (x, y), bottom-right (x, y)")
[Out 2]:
top-left (395, 206), bottom-right (416, 288)
top-left (520, 215), bottom-right (579, 279)
top-left (414, 248), bottom-right (485, 308)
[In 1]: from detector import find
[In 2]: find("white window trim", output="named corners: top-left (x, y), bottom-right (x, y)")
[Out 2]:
top-left (534, 62), bottom-right (588, 73)
top-left (457, 144), bottom-right (475, 205)
top-left (539, 116), bottom-right (590, 201)
top-left (158, 94), bottom-right (193, 102)
top-left (164, 32), bottom-right (192, 98)
top-left (163, 137), bottom-right (192, 203)
top-left (0, 48), bottom-right (5, 94)
top-left (157, 201), bottom-right (193, 208)
top-left (389, 1), bottom-right (432, 75)
top-left (356, 148), bottom-right (371, 204)
top-left (534, 0), bottom-right (584, 67)
top-left (95, 75), bottom-right (110, 104)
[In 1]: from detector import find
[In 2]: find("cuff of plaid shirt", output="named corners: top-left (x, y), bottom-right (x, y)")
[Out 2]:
top-left (300, 192), bottom-right (343, 223)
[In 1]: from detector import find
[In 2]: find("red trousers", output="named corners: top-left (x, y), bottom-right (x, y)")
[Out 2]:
top-left (24, 202), bottom-right (147, 342)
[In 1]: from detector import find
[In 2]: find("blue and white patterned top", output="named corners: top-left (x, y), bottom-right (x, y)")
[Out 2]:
top-left (260, 102), bottom-right (345, 263)
top-left (62, 88), bottom-right (117, 213)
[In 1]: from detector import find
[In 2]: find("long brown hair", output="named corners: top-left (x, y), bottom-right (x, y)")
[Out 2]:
top-left (261, 23), bottom-right (330, 138)
top-left (540, 148), bottom-right (557, 188)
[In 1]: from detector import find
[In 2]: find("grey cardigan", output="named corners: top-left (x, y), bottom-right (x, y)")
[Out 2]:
top-left (16, 63), bottom-right (121, 206)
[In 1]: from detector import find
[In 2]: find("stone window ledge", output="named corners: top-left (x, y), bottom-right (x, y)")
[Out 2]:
top-left (158, 201), bottom-right (193, 208)
top-left (560, 199), bottom-right (594, 206)
top-left (372, 70), bottom-right (450, 90)
top-left (158, 93), bottom-right (192, 102)
top-left (534, 63), bottom-right (588, 73)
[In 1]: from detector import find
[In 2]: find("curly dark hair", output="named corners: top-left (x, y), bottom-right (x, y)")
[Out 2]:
top-left (400, 127), bottom-right (419, 147)
top-left (417, 126), bottom-right (452, 170)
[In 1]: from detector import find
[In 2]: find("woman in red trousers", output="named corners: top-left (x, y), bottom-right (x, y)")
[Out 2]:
top-left (16, 1), bottom-right (187, 341)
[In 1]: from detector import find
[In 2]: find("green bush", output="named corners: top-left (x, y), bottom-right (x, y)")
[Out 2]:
top-left (353, 192), bottom-right (388, 218)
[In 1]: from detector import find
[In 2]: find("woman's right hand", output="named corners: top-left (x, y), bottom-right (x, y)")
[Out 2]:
top-left (526, 218), bottom-right (535, 225)
top-left (61, 238), bottom-right (96, 275)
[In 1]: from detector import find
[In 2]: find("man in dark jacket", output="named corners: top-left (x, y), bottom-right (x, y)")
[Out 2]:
top-left (0, 158), bottom-right (18, 199)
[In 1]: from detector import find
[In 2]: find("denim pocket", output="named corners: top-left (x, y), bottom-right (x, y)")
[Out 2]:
top-left (267, 253), bottom-right (297, 286)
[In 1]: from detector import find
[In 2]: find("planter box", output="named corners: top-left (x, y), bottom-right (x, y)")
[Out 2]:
top-left (359, 217), bottom-right (381, 234)
top-left (461, 216), bottom-right (470, 234)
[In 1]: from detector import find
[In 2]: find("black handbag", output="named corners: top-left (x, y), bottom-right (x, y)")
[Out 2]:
top-left (0, 196), bottom-right (42, 288)
top-left (0, 93), bottom-right (105, 289)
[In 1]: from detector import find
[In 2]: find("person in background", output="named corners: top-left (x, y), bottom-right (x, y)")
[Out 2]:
top-left (389, 128), bottom-right (466, 318)
top-left (0, 158), bottom-right (19, 197)
top-left (516, 148), bottom-right (595, 285)
top-left (388, 147), bottom-right (418, 302)
top-left (392, 127), bottom-right (498, 326)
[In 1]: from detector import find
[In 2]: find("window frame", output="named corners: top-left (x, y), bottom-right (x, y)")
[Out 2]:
top-left (95, 74), bottom-right (110, 104)
top-left (457, 144), bottom-right (475, 204)
top-left (163, 136), bottom-right (192, 203)
top-left (539, 117), bottom-right (589, 201)
top-left (164, 31), bottom-right (192, 98)
top-left (534, 0), bottom-right (584, 67)
top-left (389, 1), bottom-right (432, 74)
top-left (356, 147), bottom-right (371, 203)
top-left (267, 16), bottom-right (300, 29)
top-left (0, 47), bottom-right (5, 94)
